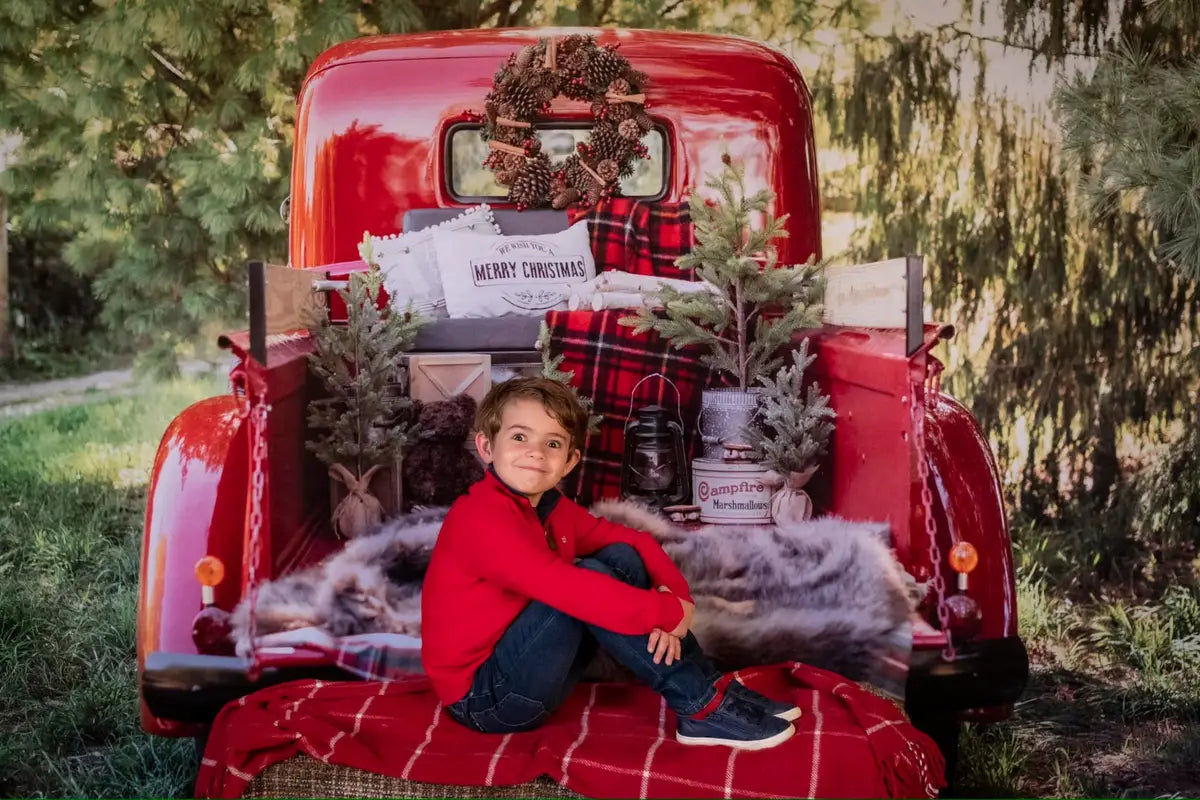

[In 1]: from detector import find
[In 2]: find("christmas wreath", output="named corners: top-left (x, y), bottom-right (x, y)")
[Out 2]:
top-left (478, 35), bottom-right (654, 210)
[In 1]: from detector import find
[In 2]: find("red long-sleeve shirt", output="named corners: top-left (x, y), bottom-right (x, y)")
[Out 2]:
top-left (421, 471), bottom-right (691, 704)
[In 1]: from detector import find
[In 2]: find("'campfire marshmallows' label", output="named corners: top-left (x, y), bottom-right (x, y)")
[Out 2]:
top-left (692, 459), bottom-right (773, 523)
top-left (434, 221), bottom-right (596, 317)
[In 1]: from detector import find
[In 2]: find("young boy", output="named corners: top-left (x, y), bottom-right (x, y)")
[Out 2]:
top-left (421, 377), bottom-right (799, 749)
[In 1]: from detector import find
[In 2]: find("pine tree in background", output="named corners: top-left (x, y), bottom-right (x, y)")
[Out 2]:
top-left (306, 235), bottom-right (423, 491)
top-left (1058, 46), bottom-right (1200, 282)
top-left (747, 339), bottom-right (835, 475)
top-left (620, 154), bottom-right (824, 390)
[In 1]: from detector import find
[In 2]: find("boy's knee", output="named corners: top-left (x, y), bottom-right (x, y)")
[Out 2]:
top-left (589, 543), bottom-right (650, 588)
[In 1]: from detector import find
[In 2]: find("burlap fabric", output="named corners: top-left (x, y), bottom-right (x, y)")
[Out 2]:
top-left (243, 756), bottom-right (581, 799)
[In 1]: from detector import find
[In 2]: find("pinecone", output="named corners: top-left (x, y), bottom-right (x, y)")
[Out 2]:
top-left (634, 110), bottom-right (654, 132)
top-left (587, 50), bottom-right (624, 91)
top-left (496, 169), bottom-right (517, 185)
top-left (565, 49), bottom-right (589, 74)
top-left (502, 153), bottom-right (526, 171)
top-left (564, 157), bottom-right (592, 192)
top-left (608, 78), bottom-right (631, 96)
top-left (504, 84), bottom-right (538, 118)
top-left (515, 45), bottom-right (535, 68)
top-left (618, 118), bottom-right (641, 140)
top-left (596, 159), bottom-right (619, 183)
top-left (509, 158), bottom-right (552, 208)
top-left (560, 34), bottom-right (590, 53)
top-left (606, 102), bottom-right (634, 123)
top-left (551, 186), bottom-right (581, 210)
top-left (590, 122), bottom-right (624, 158)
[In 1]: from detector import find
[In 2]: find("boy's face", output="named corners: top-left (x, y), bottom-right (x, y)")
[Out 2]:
top-left (475, 397), bottom-right (581, 505)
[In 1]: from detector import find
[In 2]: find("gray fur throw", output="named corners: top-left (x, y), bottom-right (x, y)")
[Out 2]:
top-left (232, 501), bottom-right (919, 686)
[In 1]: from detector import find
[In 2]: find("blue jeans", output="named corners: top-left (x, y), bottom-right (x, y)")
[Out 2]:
top-left (446, 543), bottom-right (721, 733)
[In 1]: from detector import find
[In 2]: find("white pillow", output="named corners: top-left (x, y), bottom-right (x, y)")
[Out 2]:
top-left (434, 220), bottom-right (596, 318)
top-left (374, 205), bottom-right (501, 318)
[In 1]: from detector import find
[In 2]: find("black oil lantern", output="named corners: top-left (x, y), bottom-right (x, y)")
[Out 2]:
top-left (621, 405), bottom-right (690, 509)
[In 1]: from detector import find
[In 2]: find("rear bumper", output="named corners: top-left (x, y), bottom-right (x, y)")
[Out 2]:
top-left (141, 651), bottom-right (379, 724)
top-left (905, 635), bottom-right (1029, 719)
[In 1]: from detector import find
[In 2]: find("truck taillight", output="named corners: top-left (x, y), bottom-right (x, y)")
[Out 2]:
top-left (192, 556), bottom-right (234, 654)
top-left (194, 556), bottom-right (225, 606)
top-left (948, 541), bottom-right (978, 591)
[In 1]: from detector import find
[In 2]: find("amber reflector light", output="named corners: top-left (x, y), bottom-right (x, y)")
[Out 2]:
top-left (948, 541), bottom-right (979, 574)
top-left (194, 555), bottom-right (225, 587)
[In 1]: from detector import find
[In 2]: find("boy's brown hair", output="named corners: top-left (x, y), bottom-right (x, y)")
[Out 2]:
top-left (476, 377), bottom-right (588, 452)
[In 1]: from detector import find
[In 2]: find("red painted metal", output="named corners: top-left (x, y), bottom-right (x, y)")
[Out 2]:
top-left (924, 393), bottom-right (1019, 640)
top-left (288, 28), bottom-right (822, 271)
top-left (137, 395), bottom-right (248, 735)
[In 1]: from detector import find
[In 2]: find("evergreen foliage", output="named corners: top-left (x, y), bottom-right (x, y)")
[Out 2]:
top-left (810, 2), bottom-right (1200, 514)
top-left (746, 339), bottom-right (835, 475)
top-left (0, 0), bottom-right (545, 375)
top-left (619, 155), bottom-right (824, 390)
top-left (306, 235), bottom-right (423, 476)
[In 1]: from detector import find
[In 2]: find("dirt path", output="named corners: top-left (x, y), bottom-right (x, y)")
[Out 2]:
top-left (0, 360), bottom-right (225, 420)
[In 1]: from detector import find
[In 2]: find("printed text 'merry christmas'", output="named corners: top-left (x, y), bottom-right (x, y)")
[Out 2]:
top-left (470, 258), bottom-right (590, 285)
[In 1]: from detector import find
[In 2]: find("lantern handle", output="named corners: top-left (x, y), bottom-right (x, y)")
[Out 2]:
top-left (625, 372), bottom-right (685, 429)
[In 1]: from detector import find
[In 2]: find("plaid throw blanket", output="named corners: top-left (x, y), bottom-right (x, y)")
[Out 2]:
top-left (544, 309), bottom-right (716, 506)
top-left (571, 198), bottom-right (697, 280)
top-left (196, 662), bottom-right (944, 799)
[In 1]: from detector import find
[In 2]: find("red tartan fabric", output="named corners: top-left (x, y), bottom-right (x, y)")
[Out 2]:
top-left (195, 662), bottom-right (944, 799)
top-left (544, 309), bottom-right (718, 506)
top-left (571, 198), bottom-right (698, 281)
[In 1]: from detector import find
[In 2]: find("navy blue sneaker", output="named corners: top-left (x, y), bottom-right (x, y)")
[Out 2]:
top-left (727, 680), bottom-right (803, 722)
top-left (676, 689), bottom-right (795, 750)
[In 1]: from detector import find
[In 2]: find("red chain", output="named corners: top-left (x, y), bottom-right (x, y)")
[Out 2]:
top-left (241, 389), bottom-right (271, 679)
top-left (911, 363), bottom-right (956, 661)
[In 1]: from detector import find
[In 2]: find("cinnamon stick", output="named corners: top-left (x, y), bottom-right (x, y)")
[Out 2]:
top-left (488, 140), bottom-right (527, 156)
top-left (496, 117), bottom-right (532, 129)
top-left (544, 38), bottom-right (557, 70)
top-left (605, 92), bottom-right (646, 105)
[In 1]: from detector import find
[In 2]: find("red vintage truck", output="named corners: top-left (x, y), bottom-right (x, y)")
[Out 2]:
top-left (137, 27), bottom-right (1027, 775)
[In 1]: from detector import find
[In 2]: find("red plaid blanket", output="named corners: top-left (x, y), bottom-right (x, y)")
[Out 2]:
top-left (571, 198), bottom-right (697, 280)
top-left (544, 309), bottom-right (717, 506)
top-left (196, 662), bottom-right (943, 799)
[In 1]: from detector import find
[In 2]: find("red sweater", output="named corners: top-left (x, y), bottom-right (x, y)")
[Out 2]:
top-left (421, 471), bottom-right (691, 704)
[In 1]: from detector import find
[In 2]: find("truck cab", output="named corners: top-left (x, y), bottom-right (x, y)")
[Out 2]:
top-left (136, 28), bottom-right (1027, 771)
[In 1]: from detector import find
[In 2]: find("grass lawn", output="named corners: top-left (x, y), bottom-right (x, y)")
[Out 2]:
top-left (0, 374), bottom-right (226, 797)
top-left (1, 374), bottom-right (1197, 797)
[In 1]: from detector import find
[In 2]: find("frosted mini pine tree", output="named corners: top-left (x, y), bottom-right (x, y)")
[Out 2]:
top-left (747, 340), bottom-right (835, 523)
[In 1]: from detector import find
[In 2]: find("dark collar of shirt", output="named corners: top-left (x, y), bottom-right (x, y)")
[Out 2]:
top-left (486, 466), bottom-right (562, 524)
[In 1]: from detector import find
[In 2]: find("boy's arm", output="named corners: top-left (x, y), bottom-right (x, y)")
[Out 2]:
top-left (563, 502), bottom-right (692, 602)
top-left (445, 504), bottom-right (685, 635)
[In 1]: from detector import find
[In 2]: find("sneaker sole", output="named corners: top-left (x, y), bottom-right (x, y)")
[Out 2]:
top-left (675, 723), bottom-right (795, 751)
top-left (775, 707), bottom-right (802, 722)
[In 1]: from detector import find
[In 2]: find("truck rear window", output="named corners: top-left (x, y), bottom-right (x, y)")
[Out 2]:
top-left (447, 124), bottom-right (667, 201)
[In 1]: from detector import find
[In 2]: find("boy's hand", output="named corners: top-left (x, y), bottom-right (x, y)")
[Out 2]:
top-left (667, 594), bottom-right (695, 639)
top-left (647, 628), bottom-right (682, 665)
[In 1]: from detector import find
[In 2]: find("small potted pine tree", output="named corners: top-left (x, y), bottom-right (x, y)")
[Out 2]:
top-left (620, 153), bottom-right (824, 455)
top-left (747, 339), bottom-right (836, 523)
top-left (307, 234), bottom-right (424, 538)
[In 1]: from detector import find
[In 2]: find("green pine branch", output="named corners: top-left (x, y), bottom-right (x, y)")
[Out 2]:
top-left (619, 154), bottom-right (825, 388)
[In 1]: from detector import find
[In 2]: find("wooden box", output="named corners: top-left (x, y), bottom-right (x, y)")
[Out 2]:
top-left (405, 353), bottom-right (492, 404)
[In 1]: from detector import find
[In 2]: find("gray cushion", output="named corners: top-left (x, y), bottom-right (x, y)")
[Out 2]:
top-left (410, 316), bottom-right (543, 354)
top-left (403, 207), bottom-right (569, 236)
